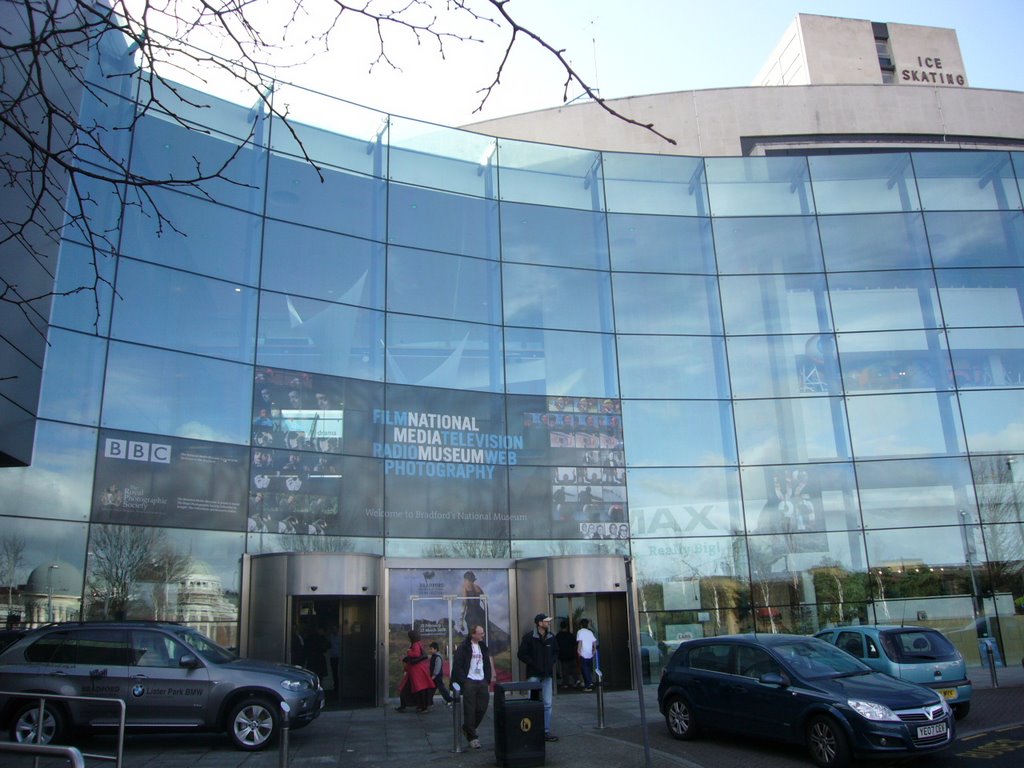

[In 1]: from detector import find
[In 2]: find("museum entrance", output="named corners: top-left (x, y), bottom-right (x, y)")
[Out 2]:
top-left (292, 595), bottom-right (376, 708)
top-left (552, 591), bottom-right (630, 690)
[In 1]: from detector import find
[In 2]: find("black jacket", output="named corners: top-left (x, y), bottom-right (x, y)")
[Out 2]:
top-left (451, 636), bottom-right (492, 687)
top-left (518, 628), bottom-right (557, 678)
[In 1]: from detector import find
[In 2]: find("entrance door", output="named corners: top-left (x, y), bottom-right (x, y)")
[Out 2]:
top-left (292, 595), bottom-right (376, 708)
top-left (552, 592), bottom-right (630, 690)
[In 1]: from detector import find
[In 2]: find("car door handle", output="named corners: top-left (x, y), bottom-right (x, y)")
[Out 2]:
top-left (90, 668), bottom-right (108, 678)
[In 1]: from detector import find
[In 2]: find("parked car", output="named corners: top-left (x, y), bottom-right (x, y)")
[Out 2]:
top-left (815, 625), bottom-right (972, 720)
top-left (0, 621), bottom-right (324, 750)
top-left (657, 634), bottom-right (954, 768)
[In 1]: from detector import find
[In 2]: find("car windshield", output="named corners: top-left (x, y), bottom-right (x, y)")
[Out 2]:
top-left (773, 639), bottom-right (872, 679)
top-left (173, 628), bottom-right (237, 664)
top-left (880, 629), bottom-right (958, 662)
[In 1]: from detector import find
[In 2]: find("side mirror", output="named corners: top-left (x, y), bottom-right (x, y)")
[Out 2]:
top-left (178, 654), bottom-right (201, 669)
top-left (759, 671), bottom-right (788, 688)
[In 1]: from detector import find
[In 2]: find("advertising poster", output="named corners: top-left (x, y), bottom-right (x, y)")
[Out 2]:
top-left (387, 568), bottom-right (512, 696)
top-left (92, 430), bottom-right (248, 531)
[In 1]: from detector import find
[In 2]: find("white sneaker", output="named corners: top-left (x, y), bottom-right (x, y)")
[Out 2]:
top-left (470, 739), bottom-right (481, 749)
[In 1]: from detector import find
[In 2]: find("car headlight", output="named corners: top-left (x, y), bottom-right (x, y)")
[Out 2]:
top-left (847, 699), bottom-right (900, 721)
top-left (280, 679), bottom-right (311, 692)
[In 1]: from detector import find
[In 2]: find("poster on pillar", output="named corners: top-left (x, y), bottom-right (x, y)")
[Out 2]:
top-left (387, 568), bottom-right (512, 697)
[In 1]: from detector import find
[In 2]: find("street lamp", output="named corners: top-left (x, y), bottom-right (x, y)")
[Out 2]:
top-left (47, 563), bottom-right (60, 623)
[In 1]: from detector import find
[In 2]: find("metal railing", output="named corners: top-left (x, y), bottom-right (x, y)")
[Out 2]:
top-left (0, 690), bottom-right (126, 768)
top-left (0, 741), bottom-right (85, 768)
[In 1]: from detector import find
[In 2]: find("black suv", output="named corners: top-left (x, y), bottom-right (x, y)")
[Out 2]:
top-left (0, 621), bottom-right (324, 750)
top-left (657, 634), bottom-right (954, 768)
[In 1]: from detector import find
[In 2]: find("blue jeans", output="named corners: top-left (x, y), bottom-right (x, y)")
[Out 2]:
top-left (580, 656), bottom-right (594, 687)
top-left (528, 675), bottom-right (553, 734)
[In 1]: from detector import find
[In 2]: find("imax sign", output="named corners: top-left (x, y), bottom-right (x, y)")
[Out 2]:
top-left (104, 438), bottom-right (171, 464)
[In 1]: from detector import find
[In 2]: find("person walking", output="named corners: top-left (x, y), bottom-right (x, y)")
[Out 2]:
top-left (428, 641), bottom-right (453, 707)
top-left (451, 624), bottom-right (494, 749)
top-left (518, 613), bottom-right (559, 742)
top-left (576, 618), bottom-right (598, 691)
top-left (396, 629), bottom-right (434, 713)
top-left (555, 619), bottom-right (580, 689)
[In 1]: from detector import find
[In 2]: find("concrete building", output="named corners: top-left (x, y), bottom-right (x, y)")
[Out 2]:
top-left (2, 7), bottom-right (1023, 704)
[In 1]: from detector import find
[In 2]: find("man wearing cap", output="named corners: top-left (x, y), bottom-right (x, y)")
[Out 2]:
top-left (517, 613), bottom-right (559, 742)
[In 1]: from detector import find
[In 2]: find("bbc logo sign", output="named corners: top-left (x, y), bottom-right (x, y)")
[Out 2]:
top-left (104, 439), bottom-right (172, 464)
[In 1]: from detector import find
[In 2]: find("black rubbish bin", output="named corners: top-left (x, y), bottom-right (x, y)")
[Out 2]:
top-left (493, 681), bottom-right (544, 768)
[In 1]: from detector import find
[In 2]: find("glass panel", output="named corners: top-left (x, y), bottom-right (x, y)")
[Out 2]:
top-left (266, 156), bottom-right (386, 240)
top-left (249, 453), bottom-right (383, 538)
top-left (387, 538), bottom-right (511, 558)
top-left (119, 188), bottom-right (262, 284)
top-left (621, 400), bottom-right (736, 467)
top-left (742, 463), bottom-right (860, 537)
top-left (388, 117), bottom-right (496, 197)
top-left (503, 263), bottom-right (612, 332)
top-left (608, 214), bottom-right (715, 273)
top-left (925, 211), bottom-right (1024, 268)
top-left (504, 394), bottom-right (624, 469)
top-left (496, 139), bottom-right (603, 209)
top-left (268, 87), bottom-right (385, 176)
top-left (130, 114), bottom-right (265, 212)
top-left (500, 202), bottom-right (609, 269)
top-left (733, 398), bottom-right (851, 465)
top-left (617, 335), bottom-right (729, 399)
top-left (818, 213), bottom-right (931, 271)
top-left (602, 153), bottom-right (708, 215)
top-left (712, 217), bottom-right (823, 274)
top-left (857, 458), bottom-right (974, 529)
top-left (627, 467), bottom-right (742, 538)
top-left (612, 273), bottom-right (722, 334)
top-left (247, 533), bottom-right (384, 556)
top-left (809, 153), bottom-right (919, 213)
top-left (728, 333), bottom-right (840, 398)
top-left (102, 342), bottom-right (252, 444)
top-left (705, 156), bottom-right (813, 216)
top-left (719, 273), bottom-right (831, 335)
top-left (935, 268), bottom-right (1024, 327)
top-left (959, 389), bottom-right (1024, 453)
top-left (83, 525), bottom-right (243, 642)
top-left (388, 247), bottom-right (500, 324)
top-left (837, 330), bottom-right (953, 393)
top-left (0, 421), bottom-right (96, 521)
top-left (504, 329), bottom-right (618, 397)
top-left (828, 271), bottom-right (942, 332)
top-left (913, 151), bottom-right (1021, 211)
top-left (512, 538), bottom-right (627, 558)
top-left (111, 260), bottom-right (257, 363)
top-left (864, 526), bottom-right (972, 576)
top-left (387, 184), bottom-right (499, 258)
top-left (0, 516), bottom-right (87, 624)
top-left (508, 464), bottom-right (627, 542)
top-left (971, 454), bottom-right (1024, 524)
top-left (38, 329), bottom-right (106, 425)
top-left (385, 315), bottom-right (504, 392)
top-left (947, 328), bottom-right (1024, 388)
top-left (846, 392), bottom-right (965, 458)
top-left (49, 241), bottom-right (114, 334)
top-left (257, 292), bottom-right (385, 382)
top-left (261, 220), bottom-right (385, 308)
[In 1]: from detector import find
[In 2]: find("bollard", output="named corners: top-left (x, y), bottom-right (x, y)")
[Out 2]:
top-left (595, 669), bottom-right (606, 729)
top-left (279, 701), bottom-right (291, 768)
top-left (450, 682), bottom-right (463, 753)
top-left (986, 641), bottom-right (999, 688)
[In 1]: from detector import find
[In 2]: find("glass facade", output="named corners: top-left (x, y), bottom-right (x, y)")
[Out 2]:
top-left (3, 64), bottom-right (1024, 679)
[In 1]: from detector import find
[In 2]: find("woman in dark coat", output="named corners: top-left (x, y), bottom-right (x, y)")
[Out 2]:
top-left (396, 629), bottom-right (434, 712)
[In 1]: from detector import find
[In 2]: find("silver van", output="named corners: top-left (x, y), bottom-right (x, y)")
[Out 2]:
top-left (0, 621), bottom-right (324, 750)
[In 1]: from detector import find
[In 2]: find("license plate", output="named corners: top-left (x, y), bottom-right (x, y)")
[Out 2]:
top-left (917, 722), bottom-right (947, 739)
top-left (938, 688), bottom-right (957, 700)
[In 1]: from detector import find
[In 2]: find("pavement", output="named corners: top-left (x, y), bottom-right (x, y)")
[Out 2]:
top-left (7, 664), bottom-right (1024, 768)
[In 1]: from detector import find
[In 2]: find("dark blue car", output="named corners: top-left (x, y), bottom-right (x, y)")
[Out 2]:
top-left (657, 634), bottom-right (954, 768)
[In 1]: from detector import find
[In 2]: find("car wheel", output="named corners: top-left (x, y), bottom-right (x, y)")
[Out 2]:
top-left (953, 702), bottom-right (970, 720)
top-left (228, 697), bottom-right (280, 751)
top-left (806, 715), bottom-right (850, 768)
top-left (664, 695), bottom-right (698, 741)
top-left (11, 701), bottom-right (66, 745)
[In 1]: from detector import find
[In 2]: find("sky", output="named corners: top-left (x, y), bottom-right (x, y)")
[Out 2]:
top-left (230, 0), bottom-right (1024, 129)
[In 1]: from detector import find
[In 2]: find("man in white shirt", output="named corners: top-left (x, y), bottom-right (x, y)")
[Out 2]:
top-left (576, 618), bottom-right (598, 691)
top-left (451, 624), bottom-right (494, 750)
